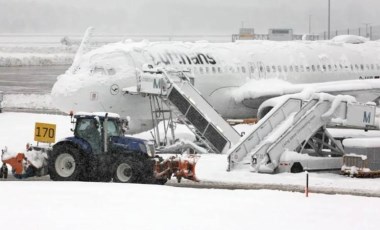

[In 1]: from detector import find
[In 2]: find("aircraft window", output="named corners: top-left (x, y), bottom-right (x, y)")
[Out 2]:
top-left (231, 66), bottom-right (236, 73)
top-left (339, 64), bottom-right (343, 69)
top-left (283, 66), bottom-right (288, 72)
top-left (217, 67), bottom-right (222, 73)
top-left (328, 65), bottom-right (332, 71)
top-left (371, 64), bottom-right (374, 70)
top-left (300, 65), bottom-right (304, 72)
top-left (212, 67), bottom-right (216, 73)
top-left (260, 66), bottom-right (264, 72)
top-left (241, 66), bottom-right (246, 73)
top-left (360, 64), bottom-right (364, 70)
top-left (278, 66), bottom-right (282, 72)
top-left (311, 65), bottom-right (315, 72)
top-left (200, 67), bottom-right (204, 74)
top-left (377, 64), bottom-right (380, 70)
top-left (306, 66), bottom-right (310, 72)
top-left (365, 64), bottom-right (369, 70)
top-left (322, 65), bottom-right (326, 71)
top-left (91, 67), bottom-right (106, 75)
top-left (250, 66), bottom-right (255, 73)
top-left (236, 67), bottom-right (240, 73)
top-left (107, 68), bottom-right (116, 75)
top-left (295, 66), bottom-right (299, 72)
top-left (334, 64), bottom-right (337, 71)
top-left (317, 65), bottom-right (321, 71)
top-left (205, 67), bottom-right (209, 73)
top-left (289, 66), bottom-right (293, 72)
top-left (266, 66), bottom-right (270, 72)
top-left (355, 64), bottom-right (359, 70)
top-left (272, 66), bottom-right (276, 72)
top-left (350, 65), bottom-right (354, 71)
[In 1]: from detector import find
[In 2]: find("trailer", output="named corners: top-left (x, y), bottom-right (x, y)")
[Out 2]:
top-left (1, 112), bottom-right (199, 183)
top-left (341, 138), bottom-right (380, 178)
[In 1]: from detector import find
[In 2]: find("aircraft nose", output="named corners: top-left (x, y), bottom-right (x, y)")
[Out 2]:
top-left (51, 72), bottom-right (83, 113)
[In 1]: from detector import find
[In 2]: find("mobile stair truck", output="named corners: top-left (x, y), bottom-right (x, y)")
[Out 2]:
top-left (1, 112), bottom-right (198, 184)
top-left (125, 65), bottom-right (378, 174)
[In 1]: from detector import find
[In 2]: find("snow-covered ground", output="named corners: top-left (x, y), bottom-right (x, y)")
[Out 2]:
top-left (0, 44), bottom-right (75, 67)
top-left (2, 181), bottom-right (380, 230)
top-left (1, 113), bottom-right (380, 229)
top-left (1, 112), bottom-right (380, 192)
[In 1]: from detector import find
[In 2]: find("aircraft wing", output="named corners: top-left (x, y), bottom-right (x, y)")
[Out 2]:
top-left (234, 79), bottom-right (380, 109)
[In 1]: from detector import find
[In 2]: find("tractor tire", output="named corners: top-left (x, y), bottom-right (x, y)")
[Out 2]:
top-left (48, 145), bottom-right (84, 181)
top-left (113, 157), bottom-right (141, 183)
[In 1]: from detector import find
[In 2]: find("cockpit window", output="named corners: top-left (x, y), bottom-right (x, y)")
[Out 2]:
top-left (87, 51), bottom-right (134, 76)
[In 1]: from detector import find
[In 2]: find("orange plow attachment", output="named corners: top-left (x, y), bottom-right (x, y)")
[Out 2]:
top-left (154, 154), bottom-right (200, 183)
top-left (2, 153), bottom-right (25, 175)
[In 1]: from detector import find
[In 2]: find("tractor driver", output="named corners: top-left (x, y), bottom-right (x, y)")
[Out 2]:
top-left (79, 119), bottom-right (102, 154)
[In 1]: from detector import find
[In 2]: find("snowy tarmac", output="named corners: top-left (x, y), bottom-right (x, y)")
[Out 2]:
top-left (0, 65), bottom-right (68, 94)
top-left (1, 112), bottom-right (380, 195)
top-left (1, 113), bottom-right (380, 229)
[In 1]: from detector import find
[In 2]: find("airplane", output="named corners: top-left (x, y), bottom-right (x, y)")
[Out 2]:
top-left (51, 29), bottom-right (380, 133)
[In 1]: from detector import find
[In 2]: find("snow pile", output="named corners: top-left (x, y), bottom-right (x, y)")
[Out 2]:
top-left (331, 35), bottom-right (369, 44)
top-left (2, 94), bottom-right (55, 109)
top-left (158, 139), bottom-right (208, 154)
top-left (24, 148), bottom-right (48, 169)
top-left (132, 121), bottom-right (196, 143)
top-left (0, 44), bottom-right (77, 54)
top-left (0, 52), bottom-right (74, 67)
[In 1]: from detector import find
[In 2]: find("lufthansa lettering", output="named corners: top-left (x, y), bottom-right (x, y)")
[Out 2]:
top-left (151, 51), bottom-right (216, 66)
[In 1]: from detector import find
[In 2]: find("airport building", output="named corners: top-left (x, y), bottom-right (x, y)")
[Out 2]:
top-left (232, 27), bottom-right (320, 42)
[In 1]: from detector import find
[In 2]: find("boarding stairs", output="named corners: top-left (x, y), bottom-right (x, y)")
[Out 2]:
top-left (125, 66), bottom-right (377, 173)
top-left (125, 66), bottom-right (241, 154)
top-left (227, 96), bottom-right (377, 172)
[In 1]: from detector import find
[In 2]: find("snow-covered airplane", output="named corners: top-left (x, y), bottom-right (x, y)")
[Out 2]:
top-left (51, 30), bottom-right (380, 133)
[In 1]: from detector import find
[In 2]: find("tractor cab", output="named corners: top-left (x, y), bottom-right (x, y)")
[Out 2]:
top-left (72, 112), bottom-right (125, 155)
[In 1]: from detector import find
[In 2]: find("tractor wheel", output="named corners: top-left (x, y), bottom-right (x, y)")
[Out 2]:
top-left (113, 157), bottom-right (140, 183)
top-left (48, 145), bottom-right (84, 181)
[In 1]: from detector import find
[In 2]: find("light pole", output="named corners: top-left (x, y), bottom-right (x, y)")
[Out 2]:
top-left (362, 23), bottom-right (371, 38)
top-left (328, 0), bottom-right (331, 39)
top-left (309, 14), bottom-right (312, 34)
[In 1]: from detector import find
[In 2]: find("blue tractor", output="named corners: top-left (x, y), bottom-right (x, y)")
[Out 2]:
top-left (48, 112), bottom-right (161, 183)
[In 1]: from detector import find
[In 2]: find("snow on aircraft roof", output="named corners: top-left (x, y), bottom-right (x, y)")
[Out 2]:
top-left (233, 79), bottom-right (380, 103)
top-left (343, 137), bottom-right (380, 148)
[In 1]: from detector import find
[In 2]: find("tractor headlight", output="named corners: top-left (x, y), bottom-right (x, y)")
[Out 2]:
top-left (145, 141), bottom-right (155, 157)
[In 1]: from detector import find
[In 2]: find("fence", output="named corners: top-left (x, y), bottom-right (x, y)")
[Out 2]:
top-left (318, 25), bottom-right (380, 40)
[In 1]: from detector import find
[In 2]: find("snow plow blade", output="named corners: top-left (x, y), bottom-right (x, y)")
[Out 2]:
top-left (154, 155), bottom-right (199, 183)
top-left (2, 153), bottom-right (25, 175)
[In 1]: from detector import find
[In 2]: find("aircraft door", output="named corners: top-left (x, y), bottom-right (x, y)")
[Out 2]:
top-left (248, 62), bottom-right (257, 79)
top-left (257, 62), bottom-right (266, 79)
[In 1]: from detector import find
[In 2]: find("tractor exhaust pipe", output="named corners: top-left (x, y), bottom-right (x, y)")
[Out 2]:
top-left (104, 113), bottom-right (108, 153)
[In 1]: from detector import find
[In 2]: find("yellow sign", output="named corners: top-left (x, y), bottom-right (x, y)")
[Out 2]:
top-left (34, 122), bottom-right (56, 143)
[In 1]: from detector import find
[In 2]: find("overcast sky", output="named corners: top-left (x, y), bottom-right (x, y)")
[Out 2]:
top-left (0, 0), bottom-right (379, 35)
